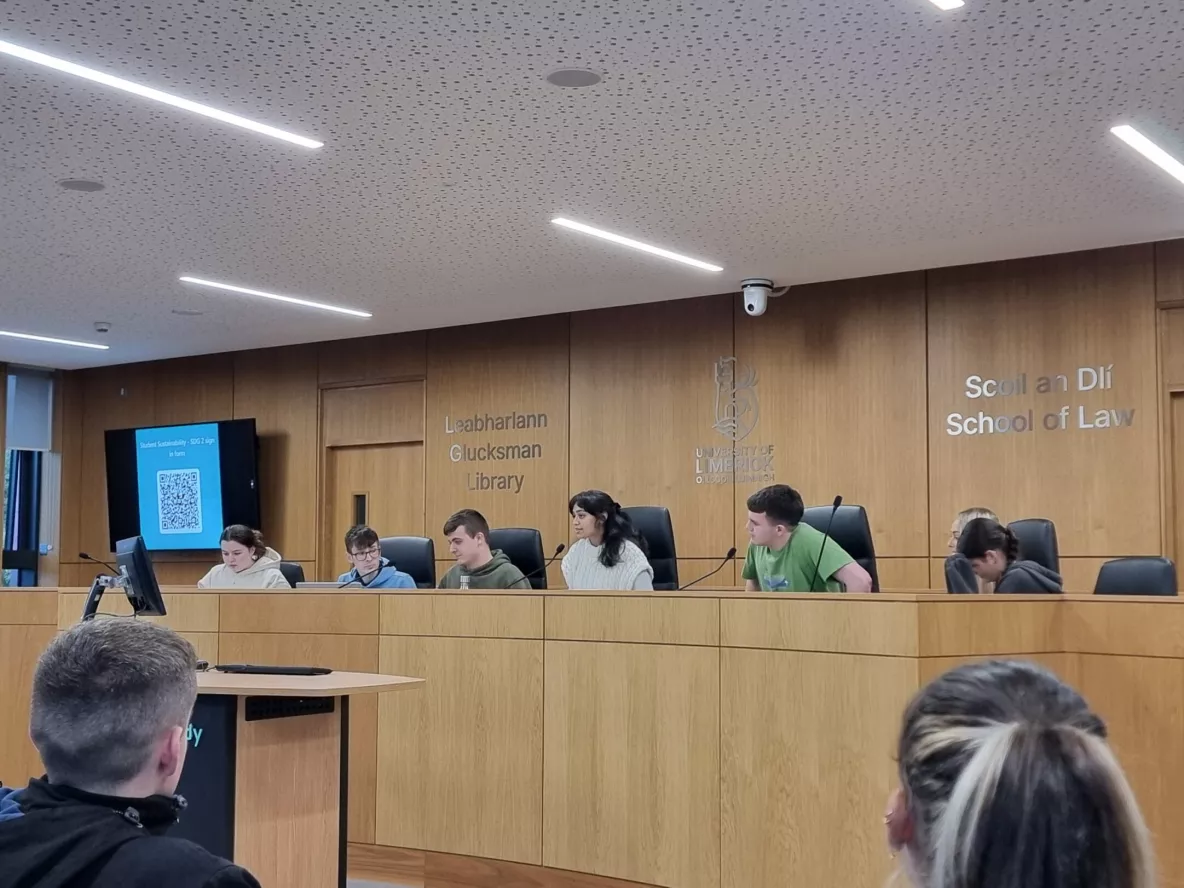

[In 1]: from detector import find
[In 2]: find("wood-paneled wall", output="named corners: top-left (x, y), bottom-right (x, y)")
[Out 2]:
top-left (51, 242), bottom-right (1184, 588)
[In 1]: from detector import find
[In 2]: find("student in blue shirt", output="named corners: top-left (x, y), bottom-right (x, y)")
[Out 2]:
top-left (336, 525), bottom-right (415, 588)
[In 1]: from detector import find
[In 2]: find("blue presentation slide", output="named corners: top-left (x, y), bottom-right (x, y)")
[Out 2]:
top-left (135, 423), bottom-right (223, 550)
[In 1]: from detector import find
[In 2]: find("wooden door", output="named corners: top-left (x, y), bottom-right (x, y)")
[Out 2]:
top-left (323, 443), bottom-right (424, 579)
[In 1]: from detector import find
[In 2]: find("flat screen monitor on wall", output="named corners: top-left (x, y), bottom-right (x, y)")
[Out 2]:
top-left (104, 419), bottom-right (261, 552)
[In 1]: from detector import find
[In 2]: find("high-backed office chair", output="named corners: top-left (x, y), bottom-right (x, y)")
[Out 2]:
top-left (487, 527), bottom-right (548, 590)
top-left (1007, 518), bottom-right (1059, 573)
top-left (1094, 557), bottom-right (1178, 596)
top-left (622, 506), bottom-right (678, 590)
top-left (278, 562), bottom-right (305, 589)
top-left (800, 504), bottom-right (880, 592)
top-left (379, 536), bottom-right (436, 588)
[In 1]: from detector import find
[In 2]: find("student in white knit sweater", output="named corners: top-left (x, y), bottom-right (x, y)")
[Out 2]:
top-left (562, 490), bottom-right (654, 590)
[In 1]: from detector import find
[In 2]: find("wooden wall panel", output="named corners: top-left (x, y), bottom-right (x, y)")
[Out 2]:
top-left (322, 381), bottom-right (425, 448)
top-left (233, 345), bottom-right (319, 561)
top-left (732, 272), bottom-right (929, 557)
top-left (318, 331), bottom-right (427, 387)
top-left (720, 648), bottom-right (916, 888)
top-left (569, 296), bottom-right (735, 559)
top-left (152, 354), bottom-right (234, 425)
top-left (543, 641), bottom-right (720, 888)
top-left (58, 371), bottom-right (85, 572)
top-left (425, 316), bottom-right (569, 554)
top-left (1156, 238), bottom-right (1184, 305)
top-left (877, 557), bottom-right (931, 590)
top-left (1160, 307), bottom-right (1184, 388)
top-left (77, 365), bottom-right (158, 559)
top-left (376, 635), bottom-right (544, 864)
top-left (929, 246), bottom-right (1160, 557)
top-left (0, 625), bottom-right (55, 788)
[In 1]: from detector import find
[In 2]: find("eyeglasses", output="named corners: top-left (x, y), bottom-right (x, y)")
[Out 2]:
top-left (350, 546), bottom-right (381, 559)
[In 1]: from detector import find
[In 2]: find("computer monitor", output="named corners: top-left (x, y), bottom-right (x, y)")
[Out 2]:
top-left (115, 536), bottom-right (167, 616)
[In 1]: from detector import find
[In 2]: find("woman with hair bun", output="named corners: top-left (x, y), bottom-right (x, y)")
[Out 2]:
top-left (945, 517), bottom-right (1062, 594)
top-left (196, 524), bottom-right (290, 589)
top-left (886, 659), bottom-right (1154, 888)
top-left (562, 490), bottom-right (654, 590)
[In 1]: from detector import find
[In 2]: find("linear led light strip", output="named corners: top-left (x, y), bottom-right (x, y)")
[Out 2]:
top-left (180, 276), bottom-right (373, 318)
top-left (551, 218), bottom-right (723, 272)
top-left (0, 38), bottom-right (323, 149)
top-left (0, 330), bottom-right (109, 350)
top-left (1111, 125), bottom-right (1184, 187)
top-left (928, 0), bottom-right (965, 9)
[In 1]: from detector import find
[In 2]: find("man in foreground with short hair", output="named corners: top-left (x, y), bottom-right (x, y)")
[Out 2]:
top-left (743, 483), bottom-right (873, 593)
top-left (440, 508), bottom-right (532, 589)
top-left (336, 524), bottom-right (416, 588)
top-left (0, 619), bottom-right (260, 888)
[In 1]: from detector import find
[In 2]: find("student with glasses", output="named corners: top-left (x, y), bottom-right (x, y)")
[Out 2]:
top-left (336, 525), bottom-right (415, 588)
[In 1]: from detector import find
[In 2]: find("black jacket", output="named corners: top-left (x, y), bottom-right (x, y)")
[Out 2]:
top-left (0, 779), bottom-right (260, 888)
top-left (945, 553), bottom-right (1064, 594)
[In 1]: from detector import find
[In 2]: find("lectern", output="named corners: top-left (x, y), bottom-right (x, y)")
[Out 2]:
top-left (176, 670), bottom-right (424, 888)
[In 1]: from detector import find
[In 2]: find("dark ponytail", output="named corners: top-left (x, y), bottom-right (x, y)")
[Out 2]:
top-left (899, 660), bottom-right (1154, 888)
top-left (568, 490), bottom-right (648, 568)
top-left (221, 524), bottom-right (266, 558)
top-left (956, 518), bottom-right (1018, 564)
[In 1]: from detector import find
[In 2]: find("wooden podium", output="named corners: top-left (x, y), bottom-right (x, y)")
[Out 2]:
top-left (178, 670), bottom-right (423, 888)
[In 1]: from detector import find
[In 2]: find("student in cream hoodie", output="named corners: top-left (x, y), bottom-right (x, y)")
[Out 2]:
top-left (197, 524), bottom-right (291, 589)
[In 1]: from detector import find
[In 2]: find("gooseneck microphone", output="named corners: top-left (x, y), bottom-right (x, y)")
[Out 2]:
top-left (680, 547), bottom-right (738, 590)
top-left (521, 543), bottom-right (566, 583)
top-left (79, 552), bottom-right (119, 574)
top-left (807, 496), bottom-right (843, 592)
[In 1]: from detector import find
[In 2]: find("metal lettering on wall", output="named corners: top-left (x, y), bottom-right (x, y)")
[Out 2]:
top-left (695, 357), bottom-right (776, 485)
top-left (945, 364), bottom-right (1136, 437)
top-left (445, 411), bottom-right (548, 494)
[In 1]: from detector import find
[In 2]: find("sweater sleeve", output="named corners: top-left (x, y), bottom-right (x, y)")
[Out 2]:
top-left (196, 567), bottom-right (215, 589)
top-left (264, 569), bottom-right (292, 590)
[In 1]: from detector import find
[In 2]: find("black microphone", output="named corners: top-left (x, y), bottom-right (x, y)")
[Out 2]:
top-left (807, 496), bottom-right (843, 592)
top-left (79, 552), bottom-right (119, 574)
top-left (680, 548), bottom-right (738, 590)
top-left (521, 544), bottom-right (565, 582)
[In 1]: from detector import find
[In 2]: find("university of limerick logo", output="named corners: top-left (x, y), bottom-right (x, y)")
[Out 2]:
top-left (712, 357), bottom-right (759, 442)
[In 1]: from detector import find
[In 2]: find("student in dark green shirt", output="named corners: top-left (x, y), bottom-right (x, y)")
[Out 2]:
top-left (440, 509), bottom-right (531, 590)
top-left (742, 484), bottom-right (873, 592)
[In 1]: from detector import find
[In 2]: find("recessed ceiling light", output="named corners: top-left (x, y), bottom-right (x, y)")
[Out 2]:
top-left (0, 329), bottom-right (109, 350)
top-left (179, 276), bottom-right (373, 318)
top-left (0, 39), bottom-right (323, 149)
top-left (550, 218), bottom-right (723, 272)
top-left (1110, 124), bottom-right (1184, 187)
top-left (927, 0), bottom-right (965, 8)
top-left (58, 178), bottom-right (105, 192)
top-left (546, 69), bottom-right (603, 88)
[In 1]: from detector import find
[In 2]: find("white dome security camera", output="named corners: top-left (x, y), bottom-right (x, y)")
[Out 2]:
top-left (741, 279), bottom-right (774, 317)
top-left (93, 321), bottom-right (112, 334)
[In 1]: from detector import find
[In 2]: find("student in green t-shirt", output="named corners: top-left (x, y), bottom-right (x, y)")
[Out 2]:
top-left (742, 484), bottom-right (873, 593)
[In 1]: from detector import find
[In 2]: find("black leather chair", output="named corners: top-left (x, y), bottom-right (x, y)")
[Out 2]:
top-left (622, 506), bottom-right (678, 590)
top-left (800, 504), bottom-right (880, 592)
top-left (1007, 519), bottom-right (1060, 573)
top-left (278, 561), bottom-right (305, 588)
top-left (379, 536), bottom-right (436, 588)
top-left (1094, 557), bottom-right (1178, 596)
top-left (487, 527), bottom-right (547, 590)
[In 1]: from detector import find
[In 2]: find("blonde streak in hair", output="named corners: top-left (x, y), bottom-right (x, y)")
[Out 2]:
top-left (1077, 731), bottom-right (1156, 888)
top-left (930, 722), bottom-right (1021, 888)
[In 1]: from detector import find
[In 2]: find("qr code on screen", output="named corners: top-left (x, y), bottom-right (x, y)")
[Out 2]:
top-left (157, 468), bottom-right (203, 535)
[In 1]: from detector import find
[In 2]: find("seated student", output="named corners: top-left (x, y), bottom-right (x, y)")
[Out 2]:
top-left (440, 509), bottom-right (532, 589)
top-left (336, 524), bottom-right (416, 588)
top-left (945, 517), bottom-right (1062, 594)
top-left (562, 490), bottom-right (654, 590)
top-left (0, 619), bottom-right (261, 888)
top-left (742, 484), bottom-right (873, 592)
top-left (196, 524), bottom-right (289, 589)
top-left (886, 660), bottom-right (1153, 888)
top-left (947, 507), bottom-right (999, 594)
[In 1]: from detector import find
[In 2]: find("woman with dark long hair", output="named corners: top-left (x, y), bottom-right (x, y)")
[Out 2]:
top-left (562, 490), bottom-right (654, 590)
top-left (886, 659), bottom-right (1153, 888)
top-left (945, 517), bottom-right (1062, 594)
